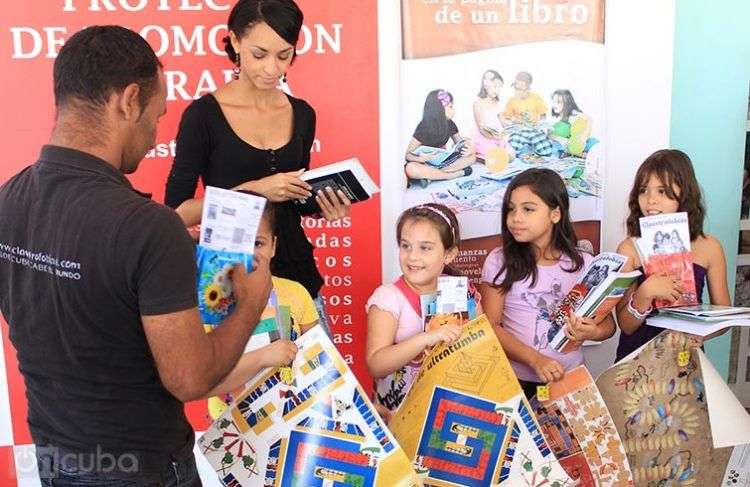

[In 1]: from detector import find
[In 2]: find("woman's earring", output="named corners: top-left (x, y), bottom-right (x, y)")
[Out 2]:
top-left (282, 74), bottom-right (287, 84)
top-left (232, 53), bottom-right (241, 80)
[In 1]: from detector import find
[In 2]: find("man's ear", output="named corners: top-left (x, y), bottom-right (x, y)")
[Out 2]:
top-left (271, 236), bottom-right (277, 259)
top-left (116, 83), bottom-right (141, 121)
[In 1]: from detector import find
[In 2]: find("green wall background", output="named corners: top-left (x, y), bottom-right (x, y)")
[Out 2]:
top-left (670, 0), bottom-right (750, 378)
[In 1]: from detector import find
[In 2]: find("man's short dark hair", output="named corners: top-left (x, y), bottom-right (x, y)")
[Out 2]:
top-left (54, 26), bottom-right (161, 112)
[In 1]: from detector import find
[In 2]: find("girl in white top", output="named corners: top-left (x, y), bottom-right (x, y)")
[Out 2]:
top-left (473, 69), bottom-right (515, 159)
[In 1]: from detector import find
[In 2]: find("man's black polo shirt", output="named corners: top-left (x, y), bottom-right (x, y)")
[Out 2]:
top-left (0, 145), bottom-right (198, 462)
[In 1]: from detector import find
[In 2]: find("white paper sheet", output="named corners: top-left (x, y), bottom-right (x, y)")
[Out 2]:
top-left (698, 350), bottom-right (750, 448)
top-left (648, 315), bottom-right (750, 337)
top-left (199, 186), bottom-right (265, 253)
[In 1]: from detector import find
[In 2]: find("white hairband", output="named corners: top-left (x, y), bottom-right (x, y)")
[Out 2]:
top-left (417, 205), bottom-right (454, 231)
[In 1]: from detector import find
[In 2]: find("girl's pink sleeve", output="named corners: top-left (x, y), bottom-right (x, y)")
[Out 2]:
top-left (366, 284), bottom-right (401, 319)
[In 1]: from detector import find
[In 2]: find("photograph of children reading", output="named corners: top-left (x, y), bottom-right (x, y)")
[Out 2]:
top-left (399, 53), bottom-right (604, 241)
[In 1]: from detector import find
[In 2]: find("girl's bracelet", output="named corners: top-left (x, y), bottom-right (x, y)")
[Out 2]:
top-left (626, 293), bottom-right (653, 321)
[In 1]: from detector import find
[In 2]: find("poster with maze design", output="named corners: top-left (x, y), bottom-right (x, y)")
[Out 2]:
top-left (389, 315), bottom-right (571, 486)
top-left (199, 326), bottom-right (419, 487)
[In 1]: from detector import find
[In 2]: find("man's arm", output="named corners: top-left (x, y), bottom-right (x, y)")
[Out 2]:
top-left (142, 255), bottom-right (273, 402)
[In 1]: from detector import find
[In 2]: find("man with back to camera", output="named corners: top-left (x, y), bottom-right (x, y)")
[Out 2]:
top-left (0, 25), bottom-right (273, 486)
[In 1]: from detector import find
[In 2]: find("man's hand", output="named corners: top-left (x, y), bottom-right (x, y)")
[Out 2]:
top-left (231, 254), bottom-right (272, 318)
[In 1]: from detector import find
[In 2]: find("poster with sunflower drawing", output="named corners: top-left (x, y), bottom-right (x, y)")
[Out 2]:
top-left (197, 187), bottom-right (266, 324)
top-left (595, 330), bottom-right (750, 486)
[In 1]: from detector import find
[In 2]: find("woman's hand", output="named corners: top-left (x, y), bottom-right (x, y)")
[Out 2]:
top-left (315, 186), bottom-right (352, 221)
top-left (638, 272), bottom-right (682, 304)
top-left (530, 353), bottom-right (564, 383)
top-left (258, 339), bottom-right (298, 368)
top-left (236, 169), bottom-right (312, 202)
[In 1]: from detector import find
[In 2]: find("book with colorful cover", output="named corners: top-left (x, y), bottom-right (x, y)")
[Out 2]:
top-left (419, 275), bottom-right (479, 332)
top-left (197, 187), bottom-right (266, 325)
top-left (635, 212), bottom-right (698, 308)
top-left (549, 252), bottom-right (641, 353)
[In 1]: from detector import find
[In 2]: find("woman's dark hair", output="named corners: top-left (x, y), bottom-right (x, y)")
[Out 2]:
top-left (222, 0), bottom-right (304, 64)
top-left (494, 168), bottom-right (583, 292)
top-left (53, 25), bottom-right (161, 112)
top-left (396, 203), bottom-right (463, 275)
top-left (478, 70), bottom-right (503, 100)
top-left (420, 89), bottom-right (453, 142)
top-left (237, 189), bottom-right (276, 231)
top-left (550, 89), bottom-right (581, 123)
top-left (626, 149), bottom-right (705, 240)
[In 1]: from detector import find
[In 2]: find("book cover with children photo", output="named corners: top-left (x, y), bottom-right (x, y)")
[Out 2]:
top-left (635, 212), bottom-right (698, 308)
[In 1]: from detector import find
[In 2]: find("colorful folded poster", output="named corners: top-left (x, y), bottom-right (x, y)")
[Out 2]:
top-left (206, 291), bottom-right (292, 413)
top-left (199, 325), bottom-right (420, 487)
top-left (389, 315), bottom-right (571, 486)
top-left (596, 330), bottom-right (745, 486)
top-left (530, 366), bottom-right (634, 486)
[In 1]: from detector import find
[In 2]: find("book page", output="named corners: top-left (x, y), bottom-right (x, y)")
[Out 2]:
top-left (200, 186), bottom-right (266, 253)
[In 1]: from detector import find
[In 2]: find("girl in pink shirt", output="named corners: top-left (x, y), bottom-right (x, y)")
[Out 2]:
top-left (366, 204), bottom-right (481, 420)
top-left (480, 168), bottom-right (615, 398)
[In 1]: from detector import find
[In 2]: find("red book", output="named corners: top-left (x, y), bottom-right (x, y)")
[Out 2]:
top-left (636, 212), bottom-right (698, 308)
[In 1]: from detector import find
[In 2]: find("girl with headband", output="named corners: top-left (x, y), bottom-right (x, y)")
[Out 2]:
top-left (365, 203), bottom-right (481, 421)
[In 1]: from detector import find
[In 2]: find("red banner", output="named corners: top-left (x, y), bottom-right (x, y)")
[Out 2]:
top-left (0, 0), bottom-right (379, 464)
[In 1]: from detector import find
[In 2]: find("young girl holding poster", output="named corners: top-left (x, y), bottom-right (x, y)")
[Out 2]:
top-left (404, 90), bottom-right (476, 188)
top-left (614, 149), bottom-right (730, 361)
top-left (480, 168), bottom-right (615, 398)
top-left (366, 204), bottom-right (481, 419)
top-left (204, 196), bottom-right (318, 419)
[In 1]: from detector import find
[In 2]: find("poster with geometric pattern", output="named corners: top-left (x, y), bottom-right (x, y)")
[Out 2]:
top-left (199, 326), bottom-right (419, 486)
top-left (389, 315), bottom-right (571, 486)
top-left (596, 330), bottom-right (733, 486)
top-left (531, 365), bottom-right (633, 486)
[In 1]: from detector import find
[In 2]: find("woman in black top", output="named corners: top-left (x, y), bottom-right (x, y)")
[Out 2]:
top-left (165, 0), bottom-right (349, 329)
